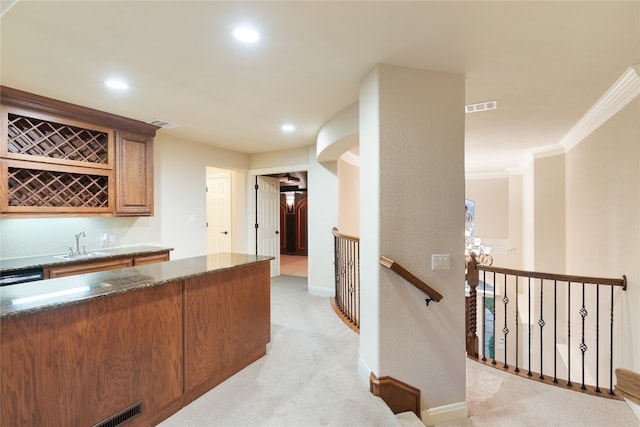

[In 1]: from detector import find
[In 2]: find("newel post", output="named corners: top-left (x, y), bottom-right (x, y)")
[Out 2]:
top-left (465, 253), bottom-right (479, 358)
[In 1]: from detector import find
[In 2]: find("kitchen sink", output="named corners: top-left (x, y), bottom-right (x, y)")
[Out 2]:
top-left (54, 251), bottom-right (110, 260)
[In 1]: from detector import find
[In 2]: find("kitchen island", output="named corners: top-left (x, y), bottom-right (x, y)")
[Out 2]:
top-left (1, 253), bottom-right (272, 427)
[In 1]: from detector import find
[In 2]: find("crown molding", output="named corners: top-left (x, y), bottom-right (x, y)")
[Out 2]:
top-left (560, 65), bottom-right (640, 152)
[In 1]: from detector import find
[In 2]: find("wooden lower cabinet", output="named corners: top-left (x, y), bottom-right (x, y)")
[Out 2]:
top-left (184, 262), bottom-right (271, 401)
top-left (0, 261), bottom-right (271, 426)
top-left (0, 281), bottom-right (184, 427)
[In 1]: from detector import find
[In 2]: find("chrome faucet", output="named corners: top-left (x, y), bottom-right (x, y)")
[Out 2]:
top-left (74, 231), bottom-right (86, 255)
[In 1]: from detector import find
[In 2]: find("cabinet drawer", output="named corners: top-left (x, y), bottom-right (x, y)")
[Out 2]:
top-left (134, 252), bottom-right (170, 266)
top-left (45, 258), bottom-right (133, 279)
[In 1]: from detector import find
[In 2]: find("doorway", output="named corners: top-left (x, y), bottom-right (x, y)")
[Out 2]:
top-left (206, 168), bottom-right (231, 255)
top-left (256, 175), bottom-right (281, 276)
top-left (253, 169), bottom-right (308, 278)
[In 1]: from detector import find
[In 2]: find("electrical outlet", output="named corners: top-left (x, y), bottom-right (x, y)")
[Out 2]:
top-left (431, 254), bottom-right (450, 270)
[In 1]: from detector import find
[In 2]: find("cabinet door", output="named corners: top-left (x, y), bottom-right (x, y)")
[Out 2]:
top-left (45, 258), bottom-right (133, 279)
top-left (115, 132), bottom-right (153, 216)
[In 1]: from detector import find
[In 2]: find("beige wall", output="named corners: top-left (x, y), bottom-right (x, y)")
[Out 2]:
top-left (565, 98), bottom-right (640, 372)
top-left (533, 154), bottom-right (566, 273)
top-left (153, 134), bottom-right (249, 259)
top-left (465, 177), bottom-right (509, 239)
top-left (337, 156), bottom-right (360, 237)
top-left (248, 146), bottom-right (309, 170)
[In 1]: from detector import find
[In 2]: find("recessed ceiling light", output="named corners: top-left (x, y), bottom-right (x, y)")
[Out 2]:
top-left (233, 27), bottom-right (260, 43)
top-left (105, 79), bottom-right (129, 91)
top-left (281, 124), bottom-right (295, 132)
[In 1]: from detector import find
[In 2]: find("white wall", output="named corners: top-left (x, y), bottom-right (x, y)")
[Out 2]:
top-left (0, 216), bottom-right (160, 259)
top-left (307, 147), bottom-right (339, 296)
top-left (359, 64), bottom-right (467, 425)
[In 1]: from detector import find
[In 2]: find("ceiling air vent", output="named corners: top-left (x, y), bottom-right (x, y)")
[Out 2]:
top-left (465, 100), bottom-right (497, 114)
top-left (147, 119), bottom-right (178, 129)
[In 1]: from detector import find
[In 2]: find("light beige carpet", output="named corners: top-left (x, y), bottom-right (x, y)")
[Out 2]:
top-left (438, 359), bottom-right (639, 427)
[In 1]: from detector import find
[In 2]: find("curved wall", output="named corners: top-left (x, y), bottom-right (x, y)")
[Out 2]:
top-left (316, 102), bottom-right (359, 162)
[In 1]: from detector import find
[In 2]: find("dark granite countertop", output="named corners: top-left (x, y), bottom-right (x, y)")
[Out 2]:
top-left (0, 245), bottom-right (174, 273)
top-left (0, 253), bottom-right (272, 318)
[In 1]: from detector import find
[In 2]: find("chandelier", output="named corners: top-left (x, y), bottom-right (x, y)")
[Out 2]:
top-left (465, 233), bottom-right (493, 266)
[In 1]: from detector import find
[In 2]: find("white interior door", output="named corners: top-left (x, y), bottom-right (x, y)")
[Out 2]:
top-left (257, 176), bottom-right (280, 277)
top-left (206, 172), bottom-right (231, 254)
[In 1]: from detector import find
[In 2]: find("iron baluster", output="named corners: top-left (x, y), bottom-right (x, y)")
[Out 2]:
top-left (609, 285), bottom-right (614, 395)
top-left (515, 275), bottom-right (520, 373)
top-left (553, 280), bottom-right (558, 383)
top-left (580, 282), bottom-right (588, 390)
top-left (502, 274), bottom-right (509, 369)
top-left (492, 271), bottom-right (497, 366)
top-left (528, 277), bottom-right (532, 377)
top-left (482, 270), bottom-right (487, 362)
top-left (567, 283), bottom-right (572, 387)
top-left (595, 284), bottom-right (600, 393)
top-left (538, 278), bottom-right (545, 380)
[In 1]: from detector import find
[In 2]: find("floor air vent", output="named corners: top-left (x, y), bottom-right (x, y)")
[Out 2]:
top-left (92, 401), bottom-right (142, 427)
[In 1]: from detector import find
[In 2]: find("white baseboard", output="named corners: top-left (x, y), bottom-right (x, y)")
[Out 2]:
top-left (357, 357), bottom-right (372, 386)
top-left (421, 401), bottom-right (468, 427)
top-left (624, 398), bottom-right (640, 422)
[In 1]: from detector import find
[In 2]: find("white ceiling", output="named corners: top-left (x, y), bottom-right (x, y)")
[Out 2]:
top-left (1, 1), bottom-right (638, 175)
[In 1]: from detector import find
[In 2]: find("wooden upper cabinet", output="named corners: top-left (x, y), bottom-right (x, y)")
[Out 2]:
top-left (115, 131), bottom-right (153, 216)
top-left (0, 86), bottom-right (158, 218)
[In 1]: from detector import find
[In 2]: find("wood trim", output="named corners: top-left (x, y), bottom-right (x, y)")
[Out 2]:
top-left (115, 131), bottom-right (153, 216)
top-left (331, 227), bottom-right (359, 242)
top-left (330, 297), bottom-right (360, 334)
top-left (2, 105), bottom-right (115, 170)
top-left (380, 256), bottom-right (443, 303)
top-left (295, 198), bottom-right (307, 255)
top-left (0, 86), bottom-right (159, 137)
top-left (478, 264), bottom-right (626, 289)
top-left (616, 368), bottom-right (640, 405)
top-left (369, 373), bottom-right (421, 418)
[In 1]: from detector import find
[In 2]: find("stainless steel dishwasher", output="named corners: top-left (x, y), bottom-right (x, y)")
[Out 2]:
top-left (0, 268), bottom-right (44, 286)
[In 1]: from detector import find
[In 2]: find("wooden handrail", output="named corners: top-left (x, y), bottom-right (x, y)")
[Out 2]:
top-left (331, 227), bottom-right (359, 242)
top-left (380, 256), bottom-right (443, 303)
top-left (477, 264), bottom-right (627, 290)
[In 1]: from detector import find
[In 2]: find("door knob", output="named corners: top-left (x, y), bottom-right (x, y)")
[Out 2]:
top-left (221, 231), bottom-right (228, 235)
top-left (275, 231), bottom-right (280, 234)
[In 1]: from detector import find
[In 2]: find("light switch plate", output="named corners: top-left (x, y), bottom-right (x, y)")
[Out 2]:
top-left (432, 254), bottom-right (450, 270)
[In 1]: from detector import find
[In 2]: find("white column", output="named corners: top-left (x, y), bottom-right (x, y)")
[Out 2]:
top-left (359, 64), bottom-right (467, 425)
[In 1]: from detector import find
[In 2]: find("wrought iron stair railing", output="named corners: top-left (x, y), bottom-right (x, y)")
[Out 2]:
top-left (332, 228), bottom-right (360, 332)
top-left (465, 253), bottom-right (627, 399)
